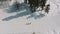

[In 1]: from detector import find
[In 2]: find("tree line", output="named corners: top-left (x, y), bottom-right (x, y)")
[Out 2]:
top-left (24, 0), bottom-right (50, 13)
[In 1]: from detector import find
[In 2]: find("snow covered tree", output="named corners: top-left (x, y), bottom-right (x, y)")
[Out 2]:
top-left (24, 0), bottom-right (28, 3)
top-left (40, 0), bottom-right (47, 10)
top-left (45, 4), bottom-right (50, 14)
top-left (24, 0), bottom-right (47, 13)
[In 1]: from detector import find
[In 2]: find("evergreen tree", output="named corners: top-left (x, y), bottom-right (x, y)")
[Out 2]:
top-left (25, 0), bottom-right (47, 13)
top-left (45, 4), bottom-right (50, 14)
top-left (40, 0), bottom-right (47, 10)
top-left (24, 0), bottom-right (28, 4)
top-left (28, 0), bottom-right (36, 13)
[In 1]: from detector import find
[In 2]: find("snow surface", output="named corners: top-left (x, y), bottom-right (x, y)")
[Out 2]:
top-left (0, 0), bottom-right (60, 34)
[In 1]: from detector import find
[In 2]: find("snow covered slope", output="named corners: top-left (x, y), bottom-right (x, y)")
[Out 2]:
top-left (0, 0), bottom-right (60, 34)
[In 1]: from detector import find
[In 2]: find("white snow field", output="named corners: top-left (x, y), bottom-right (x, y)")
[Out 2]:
top-left (0, 0), bottom-right (60, 34)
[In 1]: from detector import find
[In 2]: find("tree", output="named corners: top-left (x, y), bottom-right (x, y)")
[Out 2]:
top-left (45, 4), bottom-right (50, 14)
top-left (24, 0), bottom-right (47, 13)
top-left (24, 0), bottom-right (28, 4)
top-left (40, 0), bottom-right (47, 10)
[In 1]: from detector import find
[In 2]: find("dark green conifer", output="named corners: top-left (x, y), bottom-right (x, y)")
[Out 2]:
top-left (24, 0), bottom-right (28, 3)
top-left (45, 4), bottom-right (50, 14)
top-left (24, 0), bottom-right (47, 13)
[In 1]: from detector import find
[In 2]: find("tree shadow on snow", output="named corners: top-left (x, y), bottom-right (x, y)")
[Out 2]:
top-left (5, 3), bottom-right (30, 13)
top-left (27, 12), bottom-right (45, 19)
top-left (2, 3), bottom-right (45, 21)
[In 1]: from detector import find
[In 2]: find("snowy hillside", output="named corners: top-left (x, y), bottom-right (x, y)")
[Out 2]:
top-left (0, 0), bottom-right (60, 34)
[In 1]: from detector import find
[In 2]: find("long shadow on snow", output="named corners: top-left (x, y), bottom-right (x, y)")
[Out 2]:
top-left (27, 12), bottom-right (45, 19)
top-left (5, 3), bottom-right (29, 13)
top-left (2, 3), bottom-right (32, 21)
top-left (2, 3), bottom-right (45, 21)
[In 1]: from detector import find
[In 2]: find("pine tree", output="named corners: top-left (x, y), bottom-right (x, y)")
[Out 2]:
top-left (24, 0), bottom-right (28, 4)
top-left (40, 0), bottom-right (47, 10)
top-left (27, 0), bottom-right (36, 13)
top-left (45, 4), bottom-right (50, 14)
top-left (26, 0), bottom-right (47, 13)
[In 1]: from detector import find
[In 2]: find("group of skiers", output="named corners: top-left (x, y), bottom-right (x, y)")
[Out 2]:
top-left (24, 0), bottom-right (50, 13)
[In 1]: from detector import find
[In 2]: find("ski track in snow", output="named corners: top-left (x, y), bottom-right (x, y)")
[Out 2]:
top-left (0, 0), bottom-right (60, 34)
